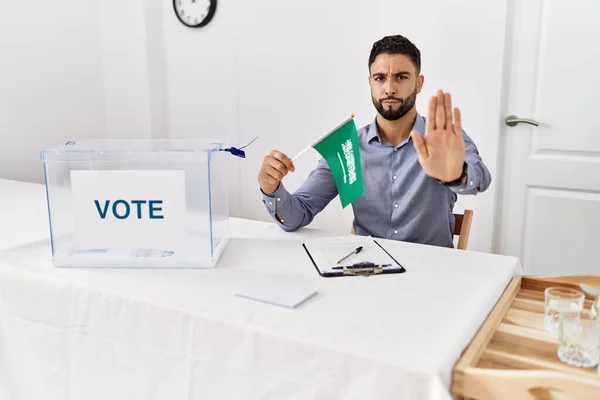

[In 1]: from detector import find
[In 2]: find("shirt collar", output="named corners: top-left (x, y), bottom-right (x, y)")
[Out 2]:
top-left (366, 112), bottom-right (426, 144)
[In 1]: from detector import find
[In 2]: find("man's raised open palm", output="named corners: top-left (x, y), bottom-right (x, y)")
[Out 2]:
top-left (410, 90), bottom-right (465, 183)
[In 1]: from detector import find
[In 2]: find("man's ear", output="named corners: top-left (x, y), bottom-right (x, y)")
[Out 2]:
top-left (416, 75), bottom-right (424, 93)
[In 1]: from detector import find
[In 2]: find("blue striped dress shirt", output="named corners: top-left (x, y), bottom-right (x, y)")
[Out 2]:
top-left (261, 113), bottom-right (492, 248)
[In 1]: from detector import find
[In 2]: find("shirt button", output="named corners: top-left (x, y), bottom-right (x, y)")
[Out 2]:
top-left (469, 181), bottom-right (473, 186)
top-left (394, 148), bottom-right (398, 152)
top-left (277, 198), bottom-right (281, 202)
top-left (268, 201), bottom-right (273, 205)
top-left (394, 204), bottom-right (399, 208)
top-left (393, 175), bottom-right (397, 180)
top-left (394, 230), bottom-right (398, 234)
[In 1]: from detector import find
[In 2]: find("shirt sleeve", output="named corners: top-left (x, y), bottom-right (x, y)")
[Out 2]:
top-left (449, 130), bottom-right (492, 195)
top-left (261, 158), bottom-right (339, 231)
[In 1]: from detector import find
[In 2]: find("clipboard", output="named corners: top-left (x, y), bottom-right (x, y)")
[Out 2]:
top-left (302, 237), bottom-right (406, 277)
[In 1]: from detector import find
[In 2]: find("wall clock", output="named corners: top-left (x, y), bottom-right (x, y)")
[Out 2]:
top-left (173, 0), bottom-right (217, 28)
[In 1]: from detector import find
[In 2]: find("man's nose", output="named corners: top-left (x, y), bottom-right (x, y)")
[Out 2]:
top-left (385, 81), bottom-right (396, 96)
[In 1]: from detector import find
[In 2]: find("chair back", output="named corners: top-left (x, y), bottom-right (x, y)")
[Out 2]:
top-left (453, 209), bottom-right (473, 250)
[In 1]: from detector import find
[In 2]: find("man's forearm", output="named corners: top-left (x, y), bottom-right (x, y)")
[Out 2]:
top-left (261, 159), bottom-right (339, 231)
top-left (449, 159), bottom-right (491, 195)
top-left (262, 183), bottom-right (314, 231)
top-left (450, 132), bottom-right (492, 195)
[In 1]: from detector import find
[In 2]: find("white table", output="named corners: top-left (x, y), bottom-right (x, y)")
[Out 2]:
top-left (0, 179), bottom-right (522, 400)
top-left (0, 179), bottom-right (51, 250)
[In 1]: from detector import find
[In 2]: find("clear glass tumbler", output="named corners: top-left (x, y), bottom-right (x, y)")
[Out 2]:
top-left (592, 295), bottom-right (599, 320)
top-left (544, 287), bottom-right (585, 333)
top-left (558, 311), bottom-right (600, 368)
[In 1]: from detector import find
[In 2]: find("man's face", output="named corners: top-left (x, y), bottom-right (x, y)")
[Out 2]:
top-left (369, 53), bottom-right (424, 121)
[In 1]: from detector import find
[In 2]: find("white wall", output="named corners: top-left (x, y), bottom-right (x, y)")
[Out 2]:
top-left (1, 0), bottom-right (509, 253)
top-left (94, 0), bottom-right (156, 140)
top-left (0, 0), bottom-right (106, 183)
top-left (160, 0), bottom-right (509, 253)
top-left (0, 0), bottom-right (155, 184)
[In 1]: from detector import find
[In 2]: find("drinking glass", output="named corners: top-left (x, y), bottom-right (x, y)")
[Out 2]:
top-left (544, 287), bottom-right (584, 333)
top-left (558, 311), bottom-right (600, 368)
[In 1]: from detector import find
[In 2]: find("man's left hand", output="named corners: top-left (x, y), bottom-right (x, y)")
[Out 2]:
top-left (410, 90), bottom-right (465, 183)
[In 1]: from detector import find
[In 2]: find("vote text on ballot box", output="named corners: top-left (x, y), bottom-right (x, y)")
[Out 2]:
top-left (40, 139), bottom-right (231, 268)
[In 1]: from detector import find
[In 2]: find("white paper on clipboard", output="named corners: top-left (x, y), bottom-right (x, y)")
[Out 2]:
top-left (302, 236), bottom-right (404, 275)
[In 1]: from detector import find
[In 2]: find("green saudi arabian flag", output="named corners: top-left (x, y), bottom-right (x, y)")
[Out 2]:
top-left (296, 115), bottom-right (364, 208)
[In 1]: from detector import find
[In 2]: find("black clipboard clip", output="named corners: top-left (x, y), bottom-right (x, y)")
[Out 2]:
top-left (336, 262), bottom-right (387, 277)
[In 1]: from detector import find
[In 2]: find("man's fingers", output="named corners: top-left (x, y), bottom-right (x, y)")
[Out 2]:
top-left (259, 171), bottom-right (279, 186)
top-left (265, 156), bottom-right (290, 178)
top-left (258, 164), bottom-right (279, 186)
top-left (435, 90), bottom-right (446, 131)
top-left (410, 131), bottom-right (429, 159)
top-left (262, 163), bottom-right (286, 182)
top-left (426, 95), bottom-right (437, 133)
top-left (258, 151), bottom-right (293, 195)
top-left (444, 93), bottom-right (453, 130)
top-left (453, 108), bottom-right (462, 136)
top-left (259, 150), bottom-right (294, 191)
top-left (271, 150), bottom-right (295, 173)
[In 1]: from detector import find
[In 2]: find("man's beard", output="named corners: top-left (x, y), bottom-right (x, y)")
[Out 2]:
top-left (372, 88), bottom-right (417, 121)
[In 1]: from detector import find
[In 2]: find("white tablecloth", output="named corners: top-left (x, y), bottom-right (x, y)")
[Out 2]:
top-left (0, 179), bottom-right (51, 250)
top-left (0, 179), bottom-right (522, 400)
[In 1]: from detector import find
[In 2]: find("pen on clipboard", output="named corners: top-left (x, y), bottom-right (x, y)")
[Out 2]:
top-left (336, 246), bottom-right (363, 264)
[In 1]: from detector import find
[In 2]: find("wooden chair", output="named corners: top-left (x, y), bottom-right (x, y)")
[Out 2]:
top-left (350, 209), bottom-right (474, 250)
top-left (454, 209), bottom-right (474, 250)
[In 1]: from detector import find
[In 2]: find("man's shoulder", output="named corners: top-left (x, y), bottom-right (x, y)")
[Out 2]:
top-left (357, 123), bottom-right (371, 135)
top-left (356, 120), bottom-right (376, 141)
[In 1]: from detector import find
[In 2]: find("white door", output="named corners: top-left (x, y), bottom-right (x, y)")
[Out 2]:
top-left (495, 0), bottom-right (600, 275)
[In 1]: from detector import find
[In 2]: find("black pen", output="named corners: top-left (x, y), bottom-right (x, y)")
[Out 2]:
top-left (336, 246), bottom-right (363, 264)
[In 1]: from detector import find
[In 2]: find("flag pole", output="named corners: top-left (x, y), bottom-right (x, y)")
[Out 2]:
top-left (292, 114), bottom-right (355, 161)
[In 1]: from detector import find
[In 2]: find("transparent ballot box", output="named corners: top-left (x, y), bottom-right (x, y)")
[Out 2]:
top-left (40, 139), bottom-right (231, 268)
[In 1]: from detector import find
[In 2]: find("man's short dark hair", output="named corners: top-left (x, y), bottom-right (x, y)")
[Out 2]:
top-left (368, 35), bottom-right (421, 75)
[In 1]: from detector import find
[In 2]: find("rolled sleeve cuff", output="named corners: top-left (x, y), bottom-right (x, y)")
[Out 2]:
top-left (450, 164), bottom-right (477, 194)
top-left (261, 183), bottom-right (292, 213)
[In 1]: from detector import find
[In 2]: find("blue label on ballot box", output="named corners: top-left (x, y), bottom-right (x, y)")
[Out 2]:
top-left (70, 170), bottom-right (187, 250)
top-left (94, 199), bottom-right (165, 220)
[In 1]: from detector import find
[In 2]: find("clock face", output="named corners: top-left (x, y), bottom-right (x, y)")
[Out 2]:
top-left (173, 0), bottom-right (217, 28)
